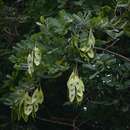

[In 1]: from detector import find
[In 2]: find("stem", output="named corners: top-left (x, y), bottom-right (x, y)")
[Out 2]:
top-left (95, 47), bottom-right (130, 62)
top-left (36, 117), bottom-right (79, 130)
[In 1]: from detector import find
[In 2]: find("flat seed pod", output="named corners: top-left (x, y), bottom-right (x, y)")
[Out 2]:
top-left (67, 68), bottom-right (85, 103)
top-left (80, 51), bottom-right (89, 61)
top-left (24, 92), bottom-right (32, 105)
top-left (79, 29), bottom-right (95, 60)
top-left (76, 78), bottom-right (84, 103)
top-left (71, 35), bottom-right (79, 49)
top-left (27, 52), bottom-right (34, 75)
top-left (18, 98), bottom-right (24, 119)
top-left (88, 29), bottom-right (95, 47)
top-left (67, 71), bottom-right (77, 102)
top-left (38, 88), bottom-right (44, 104)
top-left (77, 89), bottom-right (83, 97)
top-left (22, 110), bottom-right (28, 122)
top-left (32, 88), bottom-right (39, 104)
top-left (34, 46), bottom-right (41, 66)
top-left (24, 103), bottom-right (33, 116)
top-left (80, 46), bottom-right (91, 53)
top-left (33, 103), bottom-right (39, 112)
top-left (79, 78), bottom-right (85, 92)
top-left (68, 85), bottom-right (76, 102)
top-left (28, 64), bottom-right (34, 76)
top-left (32, 88), bottom-right (44, 104)
top-left (87, 49), bottom-right (94, 58)
top-left (76, 79), bottom-right (84, 91)
top-left (76, 93), bottom-right (83, 102)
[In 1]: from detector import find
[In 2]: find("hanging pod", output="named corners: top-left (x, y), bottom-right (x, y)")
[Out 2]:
top-left (76, 78), bottom-right (84, 102)
top-left (34, 46), bottom-right (41, 66)
top-left (24, 103), bottom-right (33, 116)
top-left (32, 88), bottom-right (39, 103)
top-left (27, 52), bottom-right (34, 75)
top-left (32, 88), bottom-right (44, 104)
top-left (14, 88), bottom-right (44, 121)
top-left (79, 29), bottom-right (95, 59)
top-left (67, 67), bottom-right (85, 103)
top-left (23, 88), bottom-right (44, 117)
top-left (24, 92), bottom-right (33, 116)
top-left (24, 92), bottom-right (32, 104)
top-left (87, 49), bottom-right (94, 58)
top-left (27, 46), bottom-right (41, 76)
top-left (33, 103), bottom-right (39, 112)
top-left (67, 70), bottom-right (78, 103)
top-left (88, 29), bottom-right (95, 48)
top-left (38, 88), bottom-right (44, 104)
top-left (87, 29), bottom-right (95, 58)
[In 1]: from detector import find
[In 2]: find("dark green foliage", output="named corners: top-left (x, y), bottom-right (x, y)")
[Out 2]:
top-left (0, 0), bottom-right (130, 130)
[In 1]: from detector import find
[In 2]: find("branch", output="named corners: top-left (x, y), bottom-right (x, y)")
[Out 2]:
top-left (95, 47), bottom-right (130, 62)
top-left (37, 117), bottom-right (79, 130)
top-left (105, 39), bottom-right (119, 50)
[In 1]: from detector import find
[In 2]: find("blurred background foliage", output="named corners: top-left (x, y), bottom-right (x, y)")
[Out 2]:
top-left (0, 0), bottom-right (130, 130)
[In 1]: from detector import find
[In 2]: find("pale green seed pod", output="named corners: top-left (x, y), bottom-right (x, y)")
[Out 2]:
top-left (24, 92), bottom-right (32, 104)
top-left (88, 29), bottom-right (95, 47)
top-left (27, 52), bottom-right (34, 75)
top-left (32, 88), bottom-right (44, 104)
top-left (38, 88), bottom-right (44, 104)
top-left (32, 88), bottom-right (39, 104)
top-left (79, 29), bottom-right (95, 60)
top-left (67, 71), bottom-right (77, 102)
top-left (34, 46), bottom-right (41, 66)
top-left (87, 49), bottom-right (94, 58)
top-left (33, 103), bottom-right (39, 112)
top-left (67, 68), bottom-right (85, 103)
top-left (76, 78), bottom-right (84, 103)
top-left (24, 103), bottom-right (33, 116)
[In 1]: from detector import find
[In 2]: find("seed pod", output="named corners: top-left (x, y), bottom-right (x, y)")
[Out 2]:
top-left (33, 103), bottom-right (39, 112)
top-left (34, 46), bottom-right (41, 66)
top-left (87, 49), bottom-right (94, 58)
top-left (32, 88), bottom-right (44, 104)
top-left (88, 29), bottom-right (95, 47)
top-left (24, 92), bottom-right (33, 116)
top-left (32, 88), bottom-right (39, 104)
top-left (24, 92), bottom-right (32, 104)
top-left (67, 71), bottom-right (77, 102)
top-left (76, 78), bottom-right (84, 103)
top-left (38, 88), bottom-right (44, 104)
top-left (71, 35), bottom-right (79, 49)
top-left (79, 29), bottom-right (95, 60)
top-left (67, 68), bottom-right (85, 103)
top-left (27, 52), bottom-right (34, 75)
top-left (24, 103), bottom-right (33, 116)
top-left (80, 46), bottom-right (91, 53)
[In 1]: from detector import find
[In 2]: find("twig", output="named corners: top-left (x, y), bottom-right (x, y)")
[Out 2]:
top-left (95, 47), bottom-right (130, 62)
top-left (105, 39), bottom-right (119, 50)
top-left (37, 117), bottom-right (79, 130)
top-left (78, 120), bottom-right (88, 128)
top-left (0, 51), bottom-right (11, 56)
top-left (51, 116), bottom-right (73, 122)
